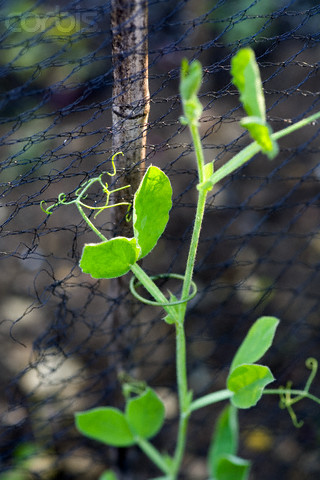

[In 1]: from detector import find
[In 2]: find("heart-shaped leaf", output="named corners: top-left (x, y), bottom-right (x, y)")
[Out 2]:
top-left (80, 237), bottom-right (140, 279)
top-left (75, 407), bottom-right (135, 447)
top-left (125, 387), bottom-right (165, 439)
top-left (133, 166), bottom-right (172, 259)
top-left (230, 316), bottom-right (279, 373)
top-left (227, 364), bottom-right (274, 409)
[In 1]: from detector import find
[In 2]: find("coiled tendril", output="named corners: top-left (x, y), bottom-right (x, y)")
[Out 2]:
top-left (41, 152), bottom-right (132, 220)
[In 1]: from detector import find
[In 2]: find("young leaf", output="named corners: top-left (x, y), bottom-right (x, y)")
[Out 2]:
top-left (227, 364), bottom-right (274, 409)
top-left (80, 237), bottom-right (140, 279)
top-left (133, 166), bottom-right (172, 259)
top-left (208, 405), bottom-right (238, 478)
top-left (125, 387), bottom-right (165, 439)
top-left (230, 316), bottom-right (279, 373)
top-left (179, 59), bottom-right (203, 125)
top-left (214, 454), bottom-right (251, 480)
top-left (180, 58), bottom-right (202, 101)
top-left (231, 48), bottom-right (266, 120)
top-left (75, 407), bottom-right (135, 447)
top-left (240, 117), bottom-right (279, 159)
top-left (231, 48), bottom-right (279, 159)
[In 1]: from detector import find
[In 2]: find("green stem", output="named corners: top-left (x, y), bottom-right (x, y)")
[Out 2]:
top-left (135, 437), bottom-right (171, 475)
top-left (77, 204), bottom-right (107, 242)
top-left (130, 263), bottom-right (179, 321)
top-left (171, 323), bottom-right (190, 475)
top-left (190, 390), bottom-right (233, 412)
top-left (130, 263), bottom-right (168, 304)
top-left (172, 122), bottom-right (208, 475)
top-left (263, 388), bottom-right (320, 405)
top-left (206, 110), bottom-right (320, 188)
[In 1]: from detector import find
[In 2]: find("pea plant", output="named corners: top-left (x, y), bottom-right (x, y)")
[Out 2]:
top-left (42, 48), bottom-right (320, 480)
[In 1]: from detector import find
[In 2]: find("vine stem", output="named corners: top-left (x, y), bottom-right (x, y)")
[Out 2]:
top-left (172, 122), bottom-right (208, 475)
top-left (263, 388), bottom-right (320, 405)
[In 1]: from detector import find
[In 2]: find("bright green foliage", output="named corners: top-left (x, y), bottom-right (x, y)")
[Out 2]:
top-left (240, 117), bottom-right (277, 157)
top-left (133, 166), bottom-right (172, 259)
top-left (227, 364), bottom-right (274, 409)
top-left (231, 48), bottom-right (265, 119)
top-left (230, 316), bottom-right (279, 372)
top-left (208, 405), bottom-right (251, 480)
top-left (79, 165), bottom-right (172, 279)
top-left (75, 407), bottom-right (136, 447)
top-left (125, 388), bottom-right (165, 439)
top-left (231, 48), bottom-right (279, 159)
top-left (80, 237), bottom-right (140, 279)
top-left (179, 59), bottom-right (203, 125)
top-left (180, 58), bottom-right (202, 101)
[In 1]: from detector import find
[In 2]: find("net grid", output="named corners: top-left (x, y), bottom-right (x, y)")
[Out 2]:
top-left (1, 1), bottom-right (320, 479)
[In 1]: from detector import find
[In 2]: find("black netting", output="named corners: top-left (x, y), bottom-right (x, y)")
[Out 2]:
top-left (1, 1), bottom-right (320, 479)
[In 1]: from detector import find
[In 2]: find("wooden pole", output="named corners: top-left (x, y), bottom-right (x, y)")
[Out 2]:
top-left (111, 0), bottom-right (149, 233)
top-left (110, 0), bottom-right (149, 374)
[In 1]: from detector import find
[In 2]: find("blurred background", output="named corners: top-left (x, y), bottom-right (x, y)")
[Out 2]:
top-left (0, 0), bottom-right (320, 479)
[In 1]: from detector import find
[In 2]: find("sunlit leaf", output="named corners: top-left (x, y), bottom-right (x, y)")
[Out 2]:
top-left (80, 237), bottom-right (140, 279)
top-left (231, 48), bottom-right (265, 120)
top-left (133, 166), bottom-right (172, 259)
top-left (231, 48), bottom-right (279, 158)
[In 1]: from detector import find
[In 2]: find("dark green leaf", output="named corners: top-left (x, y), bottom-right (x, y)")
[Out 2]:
top-left (133, 166), bottom-right (172, 259)
top-left (80, 237), bottom-right (140, 279)
top-left (125, 388), bottom-right (165, 439)
top-left (208, 405), bottom-right (238, 478)
top-left (75, 407), bottom-right (135, 447)
top-left (215, 454), bottom-right (251, 480)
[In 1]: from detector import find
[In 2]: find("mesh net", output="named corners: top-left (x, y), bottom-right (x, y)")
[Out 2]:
top-left (1, 0), bottom-right (320, 478)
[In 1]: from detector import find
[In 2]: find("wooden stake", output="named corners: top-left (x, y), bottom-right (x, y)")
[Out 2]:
top-left (110, 0), bottom-right (149, 375)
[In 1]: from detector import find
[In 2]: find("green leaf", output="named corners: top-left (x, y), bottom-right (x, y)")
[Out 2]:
top-left (125, 387), bottom-right (165, 439)
top-left (230, 316), bottom-right (279, 373)
top-left (99, 471), bottom-right (119, 480)
top-left (180, 58), bottom-right (202, 101)
top-left (227, 364), bottom-right (274, 409)
top-left (80, 237), bottom-right (140, 279)
top-left (214, 455), bottom-right (251, 480)
top-left (179, 59), bottom-right (203, 125)
top-left (208, 405), bottom-right (238, 478)
top-left (231, 48), bottom-right (266, 120)
top-left (240, 117), bottom-right (279, 159)
top-left (231, 48), bottom-right (280, 159)
top-left (133, 166), bottom-right (172, 259)
top-left (75, 407), bottom-right (135, 447)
